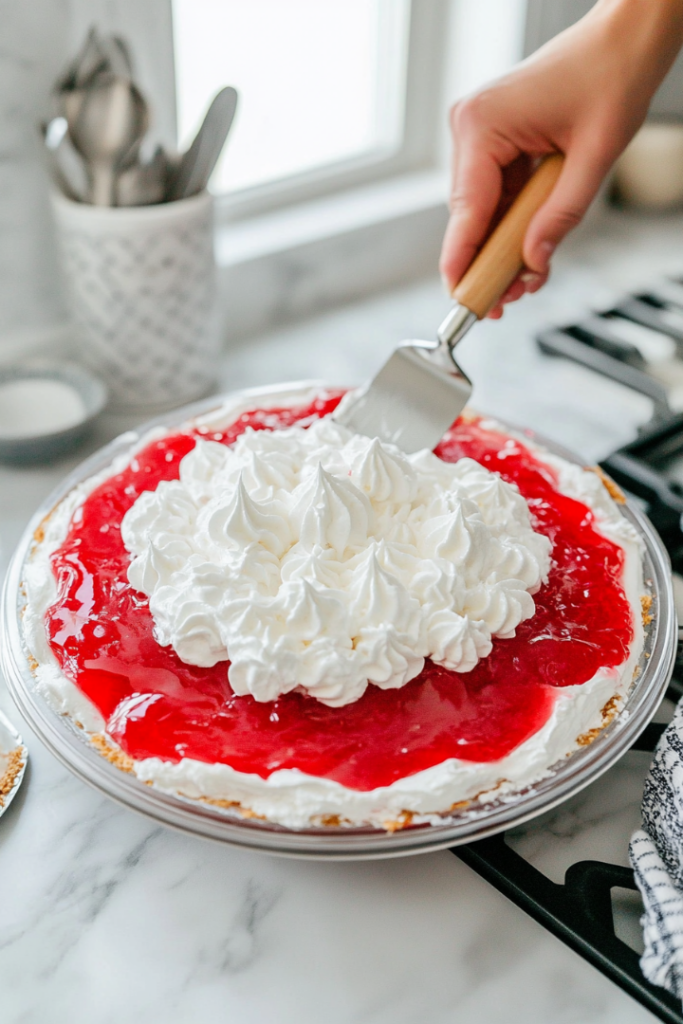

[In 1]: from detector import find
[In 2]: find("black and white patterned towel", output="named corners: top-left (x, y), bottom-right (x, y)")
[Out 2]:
top-left (630, 700), bottom-right (683, 998)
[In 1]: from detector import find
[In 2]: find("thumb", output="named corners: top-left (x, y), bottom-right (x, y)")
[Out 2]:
top-left (523, 146), bottom-right (610, 274)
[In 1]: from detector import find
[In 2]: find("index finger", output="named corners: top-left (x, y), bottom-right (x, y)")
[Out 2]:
top-left (439, 142), bottom-right (504, 293)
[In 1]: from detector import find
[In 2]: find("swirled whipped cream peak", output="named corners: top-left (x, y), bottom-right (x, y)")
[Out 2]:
top-left (121, 419), bottom-right (552, 707)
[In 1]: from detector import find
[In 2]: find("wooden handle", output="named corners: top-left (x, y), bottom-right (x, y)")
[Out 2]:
top-left (452, 154), bottom-right (564, 319)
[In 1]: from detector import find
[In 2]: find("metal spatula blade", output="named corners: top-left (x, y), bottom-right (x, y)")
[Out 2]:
top-left (168, 86), bottom-right (238, 201)
top-left (335, 154), bottom-right (564, 453)
top-left (334, 306), bottom-right (475, 452)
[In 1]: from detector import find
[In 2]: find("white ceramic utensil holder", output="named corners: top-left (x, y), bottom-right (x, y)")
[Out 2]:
top-left (52, 191), bottom-right (218, 410)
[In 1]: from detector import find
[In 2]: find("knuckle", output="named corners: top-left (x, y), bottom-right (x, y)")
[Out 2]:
top-left (453, 90), bottom-right (492, 134)
top-left (448, 190), bottom-right (472, 215)
top-left (448, 101), bottom-right (462, 130)
top-left (552, 207), bottom-right (583, 233)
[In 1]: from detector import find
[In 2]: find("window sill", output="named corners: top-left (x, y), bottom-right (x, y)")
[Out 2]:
top-left (215, 169), bottom-right (450, 344)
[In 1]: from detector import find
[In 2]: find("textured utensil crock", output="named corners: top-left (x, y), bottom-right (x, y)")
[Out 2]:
top-left (51, 191), bottom-right (219, 411)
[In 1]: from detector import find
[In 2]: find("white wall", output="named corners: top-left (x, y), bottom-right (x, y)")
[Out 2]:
top-left (525, 0), bottom-right (683, 119)
top-left (0, 0), bottom-right (175, 365)
top-left (0, 0), bottom-right (70, 362)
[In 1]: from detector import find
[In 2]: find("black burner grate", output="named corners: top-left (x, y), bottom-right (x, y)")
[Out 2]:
top-left (453, 716), bottom-right (680, 1023)
top-left (456, 314), bottom-right (683, 1022)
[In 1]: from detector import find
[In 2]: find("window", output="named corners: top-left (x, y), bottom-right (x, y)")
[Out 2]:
top-left (171, 0), bottom-right (449, 216)
top-left (62, 0), bottom-right (531, 334)
top-left (173, 0), bottom-right (410, 196)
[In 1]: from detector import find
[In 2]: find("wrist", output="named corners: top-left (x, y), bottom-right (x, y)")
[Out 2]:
top-left (591, 0), bottom-right (683, 93)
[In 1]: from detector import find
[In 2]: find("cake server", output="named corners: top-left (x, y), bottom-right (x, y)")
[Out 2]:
top-left (166, 86), bottom-right (238, 201)
top-left (335, 154), bottom-right (564, 453)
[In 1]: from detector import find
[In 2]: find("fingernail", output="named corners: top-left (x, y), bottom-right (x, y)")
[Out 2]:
top-left (441, 273), bottom-right (453, 298)
top-left (520, 271), bottom-right (543, 292)
top-left (537, 240), bottom-right (556, 271)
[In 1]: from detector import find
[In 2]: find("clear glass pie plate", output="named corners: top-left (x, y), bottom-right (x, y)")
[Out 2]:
top-left (0, 383), bottom-right (677, 859)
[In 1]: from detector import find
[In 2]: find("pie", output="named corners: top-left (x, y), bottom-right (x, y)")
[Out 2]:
top-left (22, 385), bottom-right (646, 830)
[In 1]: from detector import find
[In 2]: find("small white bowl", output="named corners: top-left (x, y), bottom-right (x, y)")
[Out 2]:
top-left (615, 122), bottom-right (683, 210)
top-left (0, 363), bottom-right (108, 465)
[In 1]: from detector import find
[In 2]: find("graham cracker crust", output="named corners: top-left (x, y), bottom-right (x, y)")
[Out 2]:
top-left (589, 465), bottom-right (627, 504)
top-left (0, 748), bottom-right (25, 806)
top-left (90, 734), bottom-right (135, 773)
top-left (641, 594), bottom-right (654, 626)
top-left (576, 695), bottom-right (621, 747)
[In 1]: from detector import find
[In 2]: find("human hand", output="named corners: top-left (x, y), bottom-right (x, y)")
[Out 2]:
top-left (440, 0), bottom-right (683, 318)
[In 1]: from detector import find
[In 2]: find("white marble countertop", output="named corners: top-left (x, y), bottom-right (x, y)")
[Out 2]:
top-left (1, 204), bottom-right (682, 1023)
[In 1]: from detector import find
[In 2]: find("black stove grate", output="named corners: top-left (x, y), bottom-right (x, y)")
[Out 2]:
top-left (453, 714), bottom-right (681, 1023)
top-left (453, 312), bottom-right (683, 1022)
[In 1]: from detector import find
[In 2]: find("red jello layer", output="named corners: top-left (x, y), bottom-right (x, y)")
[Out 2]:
top-left (45, 396), bottom-right (634, 791)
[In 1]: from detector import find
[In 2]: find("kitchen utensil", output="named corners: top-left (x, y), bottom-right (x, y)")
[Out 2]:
top-left (98, 35), bottom-right (133, 80)
top-left (42, 115), bottom-right (67, 149)
top-left (68, 75), bottom-right (149, 206)
top-left (335, 155), bottom-right (564, 453)
top-left (51, 138), bottom-right (89, 203)
top-left (1, 382), bottom-right (674, 859)
top-left (0, 711), bottom-right (27, 820)
top-left (56, 29), bottom-right (132, 95)
top-left (117, 145), bottom-right (169, 206)
top-left (41, 117), bottom-right (88, 202)
top-left (56, 27), bottom-right (107, 93)
top-left (61, 88), bottom-right (87, 137)
top-left (167, 86), bottom-right (238, 201)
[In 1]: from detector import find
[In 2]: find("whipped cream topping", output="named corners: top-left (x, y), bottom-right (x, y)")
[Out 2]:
top-left (121, 418), bottom-right (552, 707)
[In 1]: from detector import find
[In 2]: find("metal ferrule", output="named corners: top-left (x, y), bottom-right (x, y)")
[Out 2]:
top-left (436, 303), bottom-right (477, 350)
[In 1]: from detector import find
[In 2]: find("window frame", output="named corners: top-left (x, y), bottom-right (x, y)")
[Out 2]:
top-left (167, 0), bottom-right (452, 223)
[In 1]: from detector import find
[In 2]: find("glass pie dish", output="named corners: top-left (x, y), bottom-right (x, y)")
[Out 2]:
top-left (0, 383), bottom-right (677, 859)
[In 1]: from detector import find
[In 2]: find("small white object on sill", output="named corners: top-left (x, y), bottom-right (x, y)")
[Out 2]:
top-left (614, 122), bottom-right (683, 211)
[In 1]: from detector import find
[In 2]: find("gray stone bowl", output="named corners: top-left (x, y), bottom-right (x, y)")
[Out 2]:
top-left (0, 363), bottom-right (108, 465)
